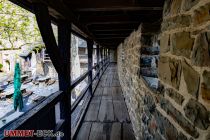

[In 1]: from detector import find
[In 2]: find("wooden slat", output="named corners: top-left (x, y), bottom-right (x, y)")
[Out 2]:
top-left (91, 96), bottom-right (101, 103)
top-left (76, 122), bottom-right (92, 140)
top-left (84, 101), bottom-right (100, 121)
top-left (113, 100), bottom-right (130, 122)
top-left (112, 87), bottom-right (124, 100)
top-left (102, 87), bottom-right (109, 96)
top-left (110, 123), bottom-right (121, 140)
top-left (89, 122), bottom-right (104, 140)
top-left (112, 79), bottom-right (120, 87)
top-left (94, 87), bottom-right (103, 96)
top-left (75, 64), bottom-right (136, 140)
top-left (102, 87), bottom-right (112, 100)
top-left (102, 96), bottom-right (112, 100)
top-left (123, 123), bottom-right (136, 140)
top-left (88, 122), bottom-right (121, 140)
top-left (98, 99), bottom-right (114, 122)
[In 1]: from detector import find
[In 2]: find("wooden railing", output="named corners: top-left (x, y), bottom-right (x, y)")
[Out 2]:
top-left (0, 58), bottom-right (110, 140)
top-left (0, 2), bottom-right (111, 140)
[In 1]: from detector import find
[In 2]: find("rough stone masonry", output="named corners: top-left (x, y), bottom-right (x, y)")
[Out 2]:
top-left (117, 0), bottom-right (210, 140)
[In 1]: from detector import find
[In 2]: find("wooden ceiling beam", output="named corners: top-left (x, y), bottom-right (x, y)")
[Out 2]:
top-left (74, 7), bottom-right (163, 12)
top-left (79, 14), bottom-right (161, 25)
top-left (64, 0), bottom-right (165, 9)
top-left (95, 33), bottom-right (130, 36)
top-left (91, 29), bottom-right (134, 32)
top-left (88, 23), bottom-right (140, 30)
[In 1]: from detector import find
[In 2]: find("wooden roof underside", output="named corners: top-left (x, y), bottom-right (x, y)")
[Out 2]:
top-left (10, 0), bottom-right (164, 49)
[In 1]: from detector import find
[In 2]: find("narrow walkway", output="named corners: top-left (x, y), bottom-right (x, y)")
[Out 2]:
top-left (75, 63), bottom-right (136, 140)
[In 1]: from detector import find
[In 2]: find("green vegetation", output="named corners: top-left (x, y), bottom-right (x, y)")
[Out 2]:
top-left (0, 63), bottom-right (3, 70)
top-left (0, 0), bottom-right (42, 49)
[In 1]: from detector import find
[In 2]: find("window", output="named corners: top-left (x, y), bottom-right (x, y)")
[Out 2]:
top-left (0, 0), bottom-right (59, 128)
top-left (71, 35), bottom-right (88, 104)
top-left (139, 34), bottom-right (160, 91)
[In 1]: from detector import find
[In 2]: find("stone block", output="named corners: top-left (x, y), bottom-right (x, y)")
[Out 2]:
top-left (160, 34), bottom-right (170, 53)
top-left (158, 56), bottom-right (181, 89)
top-left (161, 15), bottom-right (191, 31)
top-left (160, 98), bottom-right (199, 138)
top-left (177, 132), bottom-right (188, 140)
top-left (144, 94), bottom-right (156, 114)
top-left (158, 56), bottom-right (171, 84)
top-left (206, 132), bottom-right (210, 140)
top-left (181, 0), bottom-right (200, 11)
top-left (182, 60), bottom-right (200, 98)
top-left (165, 121), bottom-right (178, 140)
top-left (170, 0), bottom-right (182, 15)
top-left (191, 33), bottom-right (210, 66)
top-left (201, 70), bottom-right (210, 100)
top-left (157, 81), bottom-right (165, 95)
top-left (154, 109), bottom-right (179, 140)
top-left (154, 132), bottom-right (164, 140)
top-left (184, 98), bottom-right (210, 130)
top-left (171, 31), bottom-right (194, 58)
top-left (169, 58), bottom-right (182, 89)
top-left (165, 88), bottom-right (184, 105)
top-left (154, 110), bottom-right (166, 136)
top-left (192, 5), bottom-right (210, 25)
top-left (163, 0), bottom-right (172, 17)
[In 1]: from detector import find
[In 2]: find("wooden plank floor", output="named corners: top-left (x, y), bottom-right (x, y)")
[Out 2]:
top-left (75, 64), bottom-right (136, 140)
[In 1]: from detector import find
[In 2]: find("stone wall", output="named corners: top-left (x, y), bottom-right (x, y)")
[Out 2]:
top-left (117, 1), bottom-right (210, 140)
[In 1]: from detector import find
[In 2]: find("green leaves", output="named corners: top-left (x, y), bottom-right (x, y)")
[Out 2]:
top-left (0, 0), bottom-right (41, 49)
top-left (0, 63), bottom-right (3, 70)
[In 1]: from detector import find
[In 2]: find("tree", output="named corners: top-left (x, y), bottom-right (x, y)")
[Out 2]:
top-left (0, 0), bottom-right (42, 50)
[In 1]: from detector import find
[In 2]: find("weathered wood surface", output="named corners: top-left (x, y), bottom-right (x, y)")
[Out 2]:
top-left (84, 98), bottom-right (100, 121)
top-left (113, 100), bottom-right (130, 122)
top-left (76, 122), bottom-right (92, 140)
top-left (98, 99), bottom-right (114, 122)
top-left (75, 64), bottom-right (135, 140)
top-left (123, 123), bottom-right (136, 140)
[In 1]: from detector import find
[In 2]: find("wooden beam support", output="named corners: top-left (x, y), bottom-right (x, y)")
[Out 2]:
top-left (74, 6), bottom-right (163, 12)
top-left (80, 14), bottom-right (162, 25)
top-left (91, 29), bottom-right (134, 32)
top-left (87, 39), bottom-right (93, 95)
top-left (58, 20), bottom-right (71, 140)
top-left (33, 3), bottom-right (64, 76)
top-left (64, 0), bottom-right (164, 9)
top-left (100, 47), bottom-right (104, 71)
top-left (96, 44), bottom-right (100, 79)
top-left (88, 23), bottom-right (140, 31)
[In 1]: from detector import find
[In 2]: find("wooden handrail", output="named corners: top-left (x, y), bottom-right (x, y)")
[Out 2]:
top-left (70, 59), bottom-right (106, 90)
top-left (71, 60), bottom-right (108, 112)
top-left (71, 82), bottom-right (91, 112)
top-left (0, 91), bottom-right (63, 139)
top-left (71, 70), bottom-right (89, 90)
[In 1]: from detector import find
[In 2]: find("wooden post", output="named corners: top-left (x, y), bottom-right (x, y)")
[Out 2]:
top-left (104, 48), bottom-right (107, 64)
top-left (58, 21), bottom-right (71, 139)
top-left (87, 39), bottom-right (93, 95)
top-left (100, 47), bottom-right (104, 72)
top-left (33, 3), bottom-right (71, 139)
top-left (96, 44), bottom-right (100, 79)
top-left (109, 49), bottom-right (110, 62)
